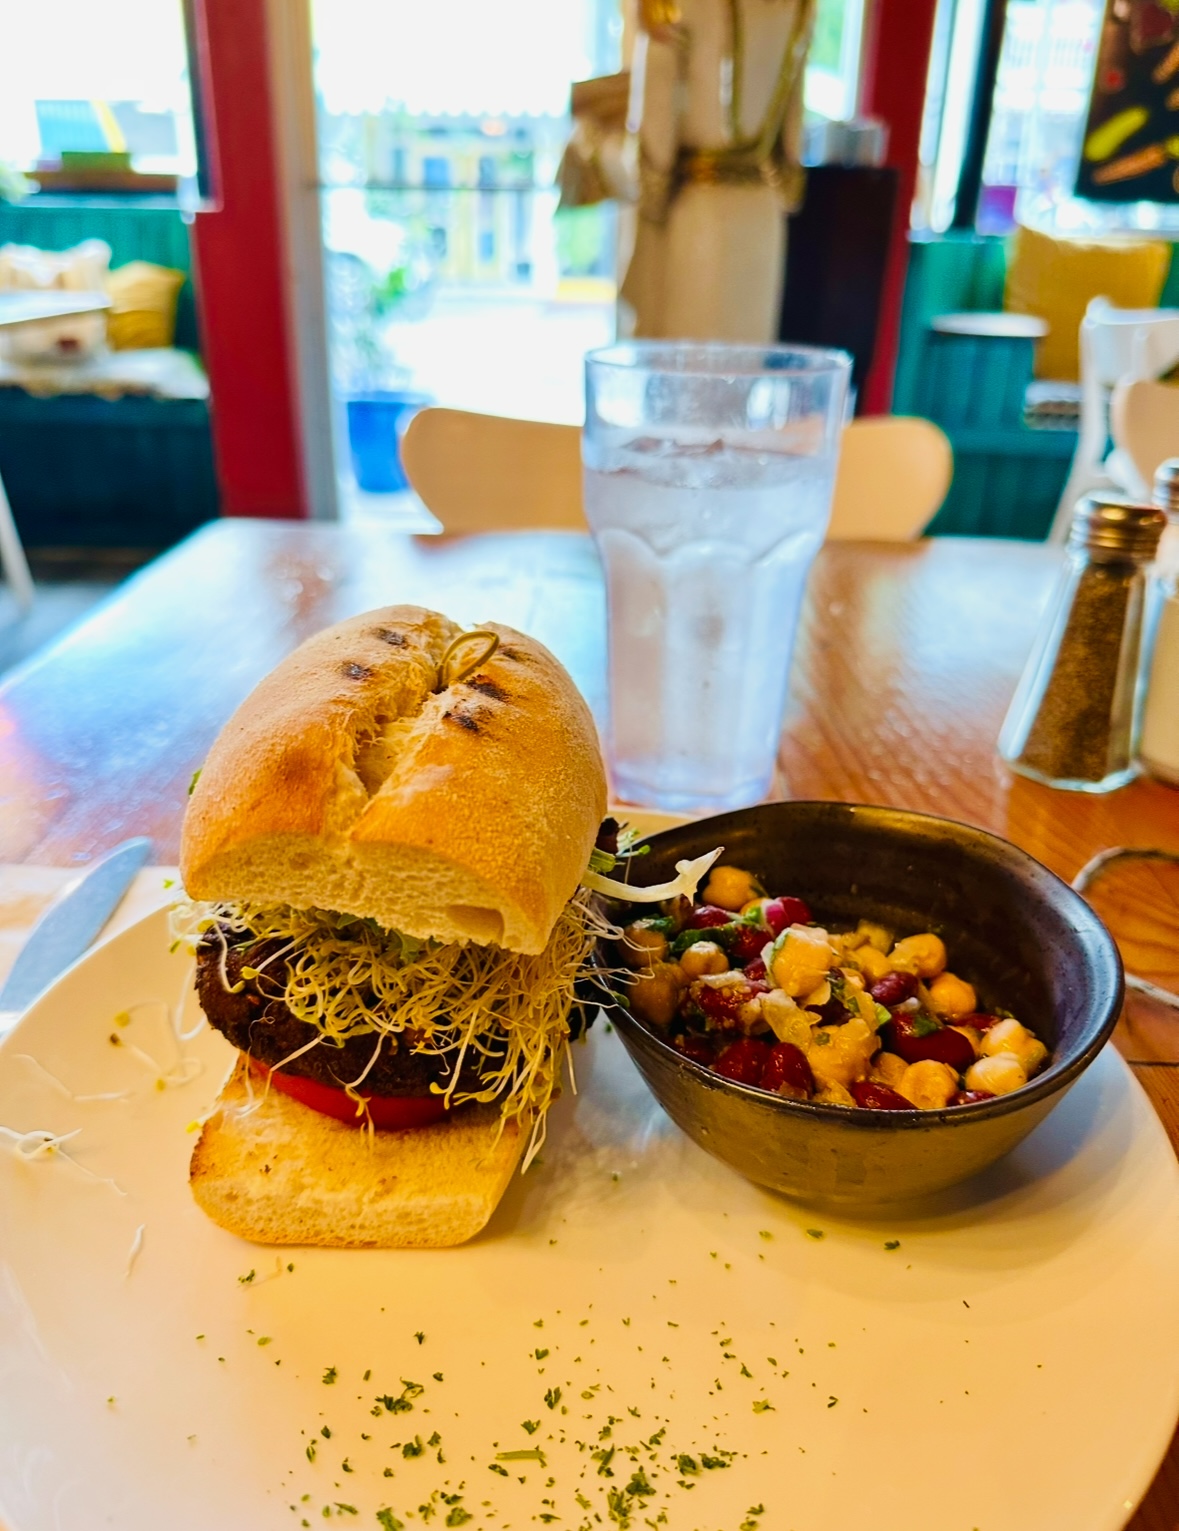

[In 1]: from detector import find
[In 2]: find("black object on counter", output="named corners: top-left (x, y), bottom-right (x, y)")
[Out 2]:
top-left (779, 164), bottom-right (898, 406)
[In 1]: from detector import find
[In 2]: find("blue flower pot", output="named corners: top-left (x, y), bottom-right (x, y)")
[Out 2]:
top-left (345, 391), bottom-right (430, 494)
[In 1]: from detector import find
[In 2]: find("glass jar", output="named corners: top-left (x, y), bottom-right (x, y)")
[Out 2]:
top-left (999, 494), bottom-right (1167, 792)
top-left (1140, 459), bottom-right (1179, 786)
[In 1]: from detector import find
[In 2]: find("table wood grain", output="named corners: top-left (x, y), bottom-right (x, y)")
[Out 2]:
top-left (1, 518), bottom-right (1177, 1528)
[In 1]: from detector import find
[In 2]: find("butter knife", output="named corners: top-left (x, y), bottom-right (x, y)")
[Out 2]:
top-left (0, 837), bottom-right (153, 1035)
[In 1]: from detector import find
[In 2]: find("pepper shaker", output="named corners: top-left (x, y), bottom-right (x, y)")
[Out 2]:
top-left (999, 493), bottom-right (1167, 791)
top-left (1139, 459), bottom-right (1179, 786)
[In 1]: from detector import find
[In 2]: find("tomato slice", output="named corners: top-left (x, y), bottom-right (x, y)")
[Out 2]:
top-left (249, 1059), bottom-right (448, 1130)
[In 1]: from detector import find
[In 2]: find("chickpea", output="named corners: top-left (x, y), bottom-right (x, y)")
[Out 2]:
top-left (889, 932), bottom-right (947, 979)
top-left (870, 1051), bottom-right (908, 1089)
top-left (627, 962), bottom-right (684, 1028)
top-left (964, 1052), bottom-right (1027, 1097)
top-left (927, 971), bottom-right (978, 1017)
top-left (852, 920), bottom-right (893, 954)
top-left (701, 865), bottom-right (762, 913)
top-left (980, 1018), bottom-right (1048, 1077)
top-left (897, 1059), bottom-right (958, 1110)
top-left (770, 925), bottom-right (835, 998)
top-left (679, 940), bottom-right (729, 979)
top-left (854, 944), bottom-right (892, 984)
top-left (620, 918), bottom-right (669, 971)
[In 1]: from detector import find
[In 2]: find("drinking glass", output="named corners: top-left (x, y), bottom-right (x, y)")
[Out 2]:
top-left (583, 341), bottom-right (851, 813)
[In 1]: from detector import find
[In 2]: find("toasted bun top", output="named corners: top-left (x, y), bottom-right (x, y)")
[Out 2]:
top-left (180, 606), bottom-right (606, 954)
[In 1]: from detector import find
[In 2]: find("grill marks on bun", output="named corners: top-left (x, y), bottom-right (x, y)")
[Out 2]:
top-left (181, 605), bottom-right (606, 954)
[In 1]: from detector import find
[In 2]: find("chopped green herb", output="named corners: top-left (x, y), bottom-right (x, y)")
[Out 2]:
top-left (488, 1464), bottom-right (509, 1477)
top-left (700, 1454), bottom-right (731, 1470)
top-left (758, 1230), bottom-right (773, 1240)
top-left (363, 1370), bottom-right (371, 1381)
top-left (534, 1348), bottom-right (549, 1360)
top-left (414, 1331), bottom-right (426, 1345)
top-left (305, 1443), bottom-right (316, 1463)
top-left (496, 1448), bottom-right (546, 1466)
top-left (321, 1426), bottom-right (332, 1439)
top-left (238, 1269), bottom-right (256, 1284)
top-left (341, 1459), bottom-right (353, 1473)
top-left (740, 1364), bottom-right (752, 1377)
top-left (522, 1420), bottom-right (540, 1435)
top-left (445, 1510), bottom-right (472, 1527)
top-left (432, 1372), bottom-right (444, 1382)
top-left (322, 1367), bottom-right (337, 1384)
top-left (543, 1386), bottom-right (562, 1410)
top-left (752, 1400), bottom-right (775, 1413)
top-left (884, 1239), bottom-right (900, 1250)
top-left (376, 1512), bottom-right (404, 1531)
top-left (188, 768), bottom-right (202, 796)
top-left (257, 1336), bottom-right (272, 1347)
top-left (676, 1454), bottom-right (699, 1475)
top-left (828, 1396), bottom-right (839, 1408)
top-left (805, 1228), bottom-right (825, 1240)
top-left (402, 1437), bottom-right (425, 1459)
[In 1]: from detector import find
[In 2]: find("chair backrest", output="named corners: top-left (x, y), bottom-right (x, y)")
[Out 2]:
top-left (1110, 377), bottom-right (1179, 497)
top-left (827, 416), bottom-right (952, 539)
top-left (399, 408), bottom-right (584, 534)
top-left (401, 407), bottom-right (952, 541)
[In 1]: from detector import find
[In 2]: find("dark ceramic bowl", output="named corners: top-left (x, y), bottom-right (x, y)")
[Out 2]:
top-left (601, 802), bottom-right (1123, 1208)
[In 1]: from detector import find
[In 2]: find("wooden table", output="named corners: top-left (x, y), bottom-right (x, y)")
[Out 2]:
top-left (2, 518), bottom-right (1178, 1526)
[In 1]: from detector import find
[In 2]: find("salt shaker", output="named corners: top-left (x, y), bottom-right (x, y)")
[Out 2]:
top-left (1140, 459), bottom-right (1179, 786)
top-left (999, 493), bottom-right (1167, 791)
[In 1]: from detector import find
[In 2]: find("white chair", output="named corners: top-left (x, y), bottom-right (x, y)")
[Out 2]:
top-left (1051, 298), bottom-right (1179, 540)
top-left (401, 407), bottom-right (952, 541)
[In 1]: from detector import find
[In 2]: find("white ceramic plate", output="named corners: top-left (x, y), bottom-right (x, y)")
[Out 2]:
top-left (0, 905), bottom-right (1178, 1531)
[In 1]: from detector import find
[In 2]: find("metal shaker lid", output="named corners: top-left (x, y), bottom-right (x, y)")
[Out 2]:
top-left (1069, 493), bottom-right (1167, 559)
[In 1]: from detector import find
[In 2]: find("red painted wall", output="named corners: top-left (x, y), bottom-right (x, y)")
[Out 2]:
top-left (860, 0), bottom-right (940, 415)
top-left (188, 0), bottom-right (307, 518)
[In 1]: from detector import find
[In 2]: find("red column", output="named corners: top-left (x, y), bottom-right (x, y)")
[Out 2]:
top-left (188, 0), bottom-right (307, 517)
top-left (859, 0), bottom-right (941, 415)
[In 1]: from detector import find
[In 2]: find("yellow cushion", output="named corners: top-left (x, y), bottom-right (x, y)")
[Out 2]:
top-left (1004, 224), bottom-right (1172, 380)
top-left (105, 260), bottom-right (186, 350)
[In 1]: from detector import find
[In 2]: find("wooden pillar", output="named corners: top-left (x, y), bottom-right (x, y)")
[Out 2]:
top-left (187, 0), bottom-right (308, 517)
top-left (859, 0), bottom-right (941, 415)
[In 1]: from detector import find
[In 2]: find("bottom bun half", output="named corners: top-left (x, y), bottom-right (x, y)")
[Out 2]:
top-left (189, 1058), bottom-right (525, 1249)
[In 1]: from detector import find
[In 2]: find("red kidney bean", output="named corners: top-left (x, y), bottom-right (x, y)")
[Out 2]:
top-left (760, 1042), bottom-right (814, 1098)
top-left (730, 924), bottom-right (769, 965)
top-left (686, 904), bottom-right (733, 930)
top-left (958, 1012), bottom-right (1002, 1031)
top-left (881, 1013), bottom-right (975, 1071)
top-left (674, 1033), bottom-right (715, 1067)
top-left (713, 1038), bottom-right (771, 1086)
top-left (743, 957), bottom-right (767, 983)
top-left (950, 1089), bottom-right (995, 1106)
top-left (875, 1010), bottom-right (967, 1071)
top-left (762, 896), bottom-right (811, 935)
top-left (869, 971), bottom-right (919, 1007)
top-left (850, 1080), bottom-right (917, 1110)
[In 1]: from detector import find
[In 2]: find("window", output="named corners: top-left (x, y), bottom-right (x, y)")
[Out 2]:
top-left (313, 0), bottom-right (622, 443)
top-left (0, 0), bottom-right (197, 186)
